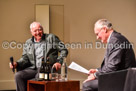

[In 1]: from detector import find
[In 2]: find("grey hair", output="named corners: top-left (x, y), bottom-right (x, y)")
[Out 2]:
top-left (30, 22), bottom-right (43, 30)
top-left (95, 19), bottom-right (113, 29)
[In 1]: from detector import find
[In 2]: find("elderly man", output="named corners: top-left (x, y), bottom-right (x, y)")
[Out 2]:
top-left (9, 22), bottom-right (68, 91)
top-left (82, 19), bottom-right (136, 91)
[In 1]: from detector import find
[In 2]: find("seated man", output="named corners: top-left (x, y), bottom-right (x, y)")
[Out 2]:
top-left (9, 22), bottom-right (68, 91)
top-left (82, 19), bottom-right (136, 91)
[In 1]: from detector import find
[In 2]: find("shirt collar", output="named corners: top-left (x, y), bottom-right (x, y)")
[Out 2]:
top-left (34, 38), bottom-right (42, 43)
top-left (107, 31), bottom-right (113, 43)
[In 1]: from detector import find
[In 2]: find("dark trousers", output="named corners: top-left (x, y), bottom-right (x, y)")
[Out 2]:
top-left (82, 79), bottom-right (98, 91)
top-left (15, 68), bottom-right (37, 91)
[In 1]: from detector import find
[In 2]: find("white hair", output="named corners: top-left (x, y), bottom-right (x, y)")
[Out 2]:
top-left (95, 19), bottom-right (113, 30)
top-left (30, 22), bottom-right (43, 30)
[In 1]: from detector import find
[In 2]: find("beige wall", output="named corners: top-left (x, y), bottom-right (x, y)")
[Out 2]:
top-left (36, 5), bottom-right (49, 33)
top-left (0, 0), bottom-right (136, 90)
top-left (65, 0), bottom-right (136, 87)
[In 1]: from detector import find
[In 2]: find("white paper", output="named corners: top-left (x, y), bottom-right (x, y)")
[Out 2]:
top-left (68, 62), bottom-right (89, 74)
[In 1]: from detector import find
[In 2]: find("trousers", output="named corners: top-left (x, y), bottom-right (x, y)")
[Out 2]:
top-left (82, 79), bottom-right (98, 91)
top-left (15, 68), bottom-right (37, 91)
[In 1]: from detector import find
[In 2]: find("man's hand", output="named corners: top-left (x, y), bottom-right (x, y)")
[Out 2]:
top-left (9, 62), bottom-right (17, 69)
top-left (53, 63), bottom-right (61, 71)
top-left (88, 69), bottom-right (98, 74)
top-left (83, 73), bottom-right (96, 83)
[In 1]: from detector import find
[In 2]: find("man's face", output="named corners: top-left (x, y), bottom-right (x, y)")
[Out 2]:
top-left (94, 25), bottom-right (107, 43)
top-left (31, 24), bottom-right (43, 41)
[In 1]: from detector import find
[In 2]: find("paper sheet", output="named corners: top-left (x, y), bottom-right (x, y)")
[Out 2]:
top-left (68, 62), bottom-right (89, 74)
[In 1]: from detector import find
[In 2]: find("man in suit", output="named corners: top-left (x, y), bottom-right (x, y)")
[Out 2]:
top-left (82, 19), bottom-right (136, 91)
top-left (9, 22), bottom-right (68, 91)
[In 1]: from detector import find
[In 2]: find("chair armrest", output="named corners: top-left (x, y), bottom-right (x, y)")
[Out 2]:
top-left (98, 69), bottom-right (128, 91)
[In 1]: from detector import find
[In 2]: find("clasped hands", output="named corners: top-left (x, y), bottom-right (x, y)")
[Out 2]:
top-left (83, 69), bottom-right (98, 83)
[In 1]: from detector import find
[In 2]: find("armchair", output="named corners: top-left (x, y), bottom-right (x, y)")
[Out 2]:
top-left (98, 68), bottom-right (136, 91)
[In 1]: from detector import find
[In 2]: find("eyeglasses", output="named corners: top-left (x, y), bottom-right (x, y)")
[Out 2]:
top-left (95, 27), bottom-right (106, 39)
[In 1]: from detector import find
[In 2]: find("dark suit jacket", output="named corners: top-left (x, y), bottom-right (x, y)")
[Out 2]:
top-left (96, 31), bottom-right (136, 77)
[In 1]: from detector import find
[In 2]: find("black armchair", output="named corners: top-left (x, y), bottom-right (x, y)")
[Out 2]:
top-left (98, 68), bottom-right (136, 91)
